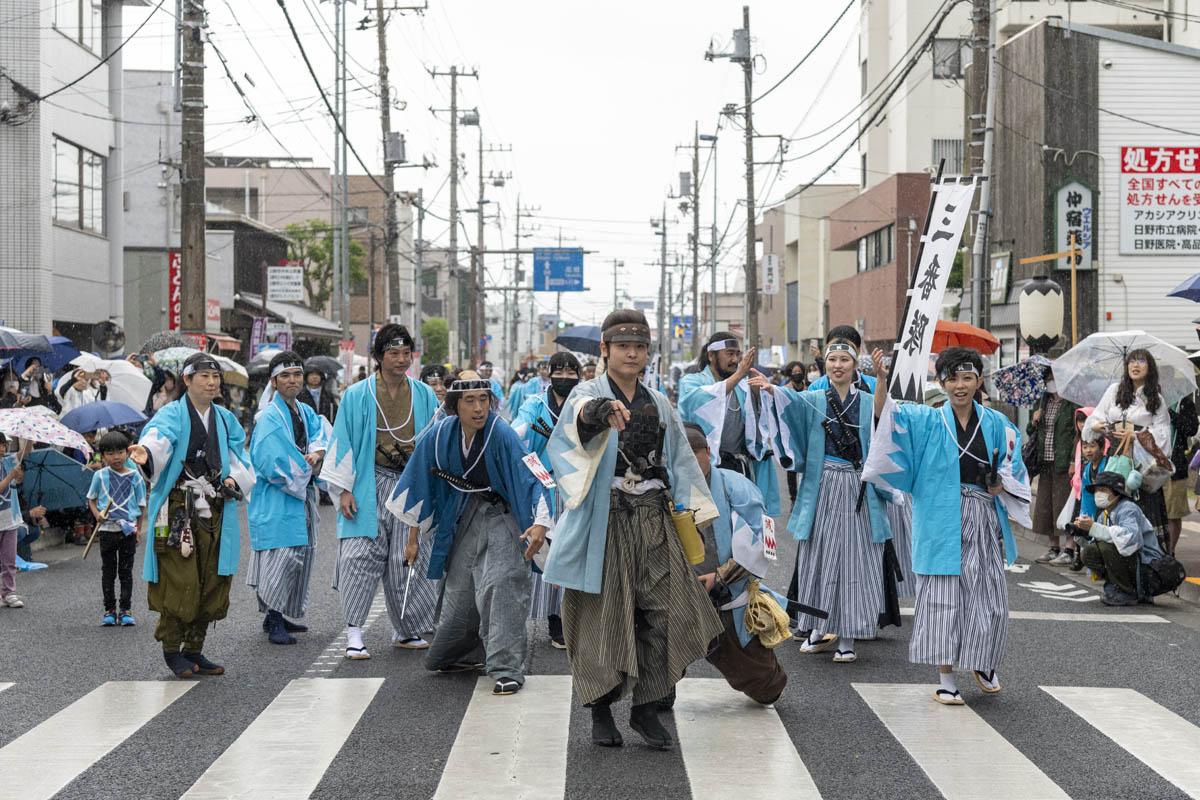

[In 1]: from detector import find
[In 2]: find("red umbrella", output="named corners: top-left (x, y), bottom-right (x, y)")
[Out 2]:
top-left (932, 320), bottom-right (1000, 355)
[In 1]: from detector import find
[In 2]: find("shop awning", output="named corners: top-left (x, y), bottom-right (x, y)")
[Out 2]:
top-left (208, 333), bottom-right (242, 352)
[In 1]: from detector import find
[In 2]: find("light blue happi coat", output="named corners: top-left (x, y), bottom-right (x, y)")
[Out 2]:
top-left (863, 399), bottom-right (1031, 575)
top-left (542, 376), bottom-right (718, 594)
top-left (247, 392), bottom-right (331, 551)
top-left (709, 467), bottom-right (787, 648)
top-left (138, 398), bottom-right (256, 582)
top-left (384, 413), bottom-right (548, 580)
top-left (512, 388), bottom-right (561, 514)
top-left (489, 377), bottom-right (505, 406)
top-left (774, 385), bottom-right (892, 544)
top-left (322, 374), bottom-right (438, 540)
top-left (87, 468), bottom-right (147, 535)
top-left (504, 378), bottom-right (530, 417)
top-left (678, 366), bottom-right (782, 517)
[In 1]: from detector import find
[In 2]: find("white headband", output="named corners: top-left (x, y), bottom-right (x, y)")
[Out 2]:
top-left (270, 361), bottom-right (304, 380)
top-left (825, 342), bottom-right (858, 359)
top-left (707, 338), bottom-right (740, 353)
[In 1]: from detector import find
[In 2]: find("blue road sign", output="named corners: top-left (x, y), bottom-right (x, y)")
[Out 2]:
top-left (533, 248), bottom-right (584, 292)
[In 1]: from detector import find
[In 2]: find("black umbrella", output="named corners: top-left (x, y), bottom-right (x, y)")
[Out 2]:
top-left (138, 330), bottom-right (199, 354)
top-left (554, 325), bottom-right (602, 357)
top-left (304, 355), bottom-right (343, 379)
top-left (17, 449), bottom-right (93, 512)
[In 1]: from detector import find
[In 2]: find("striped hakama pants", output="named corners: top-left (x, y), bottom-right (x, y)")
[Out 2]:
top-left (424, 495), bottom-right (532, 682)
top-left (909, 485), bottom-right (1008, 672)
top-left (245, 484), bottom-right (319, 618)
top-left (887, 497), bottom-right (917, 599)
top-left (331, 466), bottom-right (440, 637)
top-left (792, 459), bottom-right (885, 640)
top-left (562, 489), bottom-right (723, 706)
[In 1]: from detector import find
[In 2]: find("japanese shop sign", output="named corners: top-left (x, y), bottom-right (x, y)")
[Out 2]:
top-left (1120, 146), bottom-right (1200, 255)
top-left (168, 251), bottom-right (181, 331)
top-left (888, 175), bottom-right (981, 402)
top-left (1055, 180), bottom-right (1093, 270)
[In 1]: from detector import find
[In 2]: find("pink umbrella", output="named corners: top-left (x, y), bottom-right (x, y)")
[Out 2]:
top-left (0, 407), bottom-right (92, 456)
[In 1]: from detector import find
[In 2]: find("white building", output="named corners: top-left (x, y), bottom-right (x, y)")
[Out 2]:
top-left (0, 0), bottom-right (149, 346)
top-left (859, 0), bottom-right (1199, 190)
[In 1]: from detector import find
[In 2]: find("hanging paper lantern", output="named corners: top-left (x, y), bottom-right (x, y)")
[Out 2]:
top-left (1019, 275), bottom-right (1064, 354)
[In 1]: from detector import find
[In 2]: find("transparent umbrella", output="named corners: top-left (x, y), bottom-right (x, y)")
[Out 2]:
top-left (1052, 330), bottom-right (1197, 409)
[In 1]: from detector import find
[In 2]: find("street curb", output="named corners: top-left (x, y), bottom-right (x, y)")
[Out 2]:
top-left (1012, 522), bottom-right (1200, 607)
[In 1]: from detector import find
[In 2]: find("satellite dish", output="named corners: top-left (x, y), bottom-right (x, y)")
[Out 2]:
top-left (92, 320), bottom-right (126, 356)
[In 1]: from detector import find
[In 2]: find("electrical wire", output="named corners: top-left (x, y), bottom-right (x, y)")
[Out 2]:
top-left (737, 0), bottom-right (857, 110)
top-left (36, 0), bottom-right (167, 102)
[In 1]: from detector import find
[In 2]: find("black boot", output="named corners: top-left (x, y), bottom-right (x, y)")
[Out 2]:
top-left (263, 613), bottom-right (309, 634)
top-left (163, 651), bottom-right (195, 679)
top-left (655, 686), bottom-right (676, 712)
top-left (183, 651), bottom-right (225, 675)
top-left (590, 704), bottom-right (623, 747)
top-left (629, 702), bottom-right (673, 749)
top-left (265, 610), bottom-right (297, 645)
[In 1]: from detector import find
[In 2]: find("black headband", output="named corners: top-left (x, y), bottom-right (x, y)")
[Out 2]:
top-left (603, 323), bottom-right (651, 344)
top-left (449, 379), bottom-right (492, 392)
top-left (938, 363), bottom-right (981, 382)
top-left (380, 335), bottom-right (413, 352)
top-left (182, 358), bottom-right (221, 377)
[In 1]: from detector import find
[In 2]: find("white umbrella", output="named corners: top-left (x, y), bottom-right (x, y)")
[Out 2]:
top-left (66, 354), bottom-right (153, 411)
top-left (1052, 330), bottom-right (1197, 409)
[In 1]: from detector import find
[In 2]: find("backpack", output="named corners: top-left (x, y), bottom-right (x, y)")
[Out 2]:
top-left (1141, 554), bottom-right (1187, 597)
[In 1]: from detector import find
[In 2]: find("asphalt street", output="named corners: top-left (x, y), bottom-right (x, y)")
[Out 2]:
top-left (3, 496), bottom-right (1200, 800)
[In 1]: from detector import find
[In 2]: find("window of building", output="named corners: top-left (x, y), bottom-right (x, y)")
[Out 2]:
top-left (348, 207), bottom-right (369, 225)
top-left (856, 224), bottom-right (894, 273)
top-left (932, 38), bottom-right (964, 79)
top-left (53, 136), bottom-right (105, 235)
top-left (932, 138), bottom-right (964, 172)
top-left (53, 0), bottom-right (102, 54)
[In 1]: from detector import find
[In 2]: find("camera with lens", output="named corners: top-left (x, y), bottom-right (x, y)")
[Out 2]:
top-left (1064, 521), bottom-right (1089, 540)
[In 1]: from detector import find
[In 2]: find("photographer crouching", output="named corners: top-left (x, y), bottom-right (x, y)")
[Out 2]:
top-left (1071, 471), bottom-right (1167, 607)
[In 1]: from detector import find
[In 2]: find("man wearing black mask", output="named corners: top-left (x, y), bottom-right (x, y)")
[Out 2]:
top-left (512, 350), bottom-right (580, 648)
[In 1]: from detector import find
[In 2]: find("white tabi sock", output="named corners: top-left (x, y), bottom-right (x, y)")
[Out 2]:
top-left (939, 672), bottom-right (958, 694)
top-left (838, 637), bottom-right (855, 653)
top-left (347, 626), bottom-right (365, 651)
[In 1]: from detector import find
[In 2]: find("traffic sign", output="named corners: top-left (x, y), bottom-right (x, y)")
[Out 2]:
top-left (533, 248), bottom-right (584, 292)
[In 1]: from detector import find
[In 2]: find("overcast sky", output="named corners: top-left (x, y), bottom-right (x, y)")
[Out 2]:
top-left (121, 1), bottom-right (967, 328)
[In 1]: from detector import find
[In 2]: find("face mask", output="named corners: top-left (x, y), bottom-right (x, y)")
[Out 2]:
top-left (807, 371), bottom-right (820, 381)
top-left (1094, 492), bottom-right (1115, 509)
top-left (551, 377), bottom-right (579, 398)
top-left (1045, 380), bottom-right (1057, 394)
top-left (789, 373), bottom-right (804, 384)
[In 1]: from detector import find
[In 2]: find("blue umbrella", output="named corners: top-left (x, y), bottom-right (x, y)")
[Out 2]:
top-left (554, 325), bottom-right (602, 356)
top-left (1168, 273), bottom-right (1200, 302)
top-left (17, 448), bottom-right (94, 512)
top-left (9, 336), bottom-right (81, 374)
top-left (60, 400), bottom-right (147, 434)
top-left (0, 326), bottom-right (52, 356)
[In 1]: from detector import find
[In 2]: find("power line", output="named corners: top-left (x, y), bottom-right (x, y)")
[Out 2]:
top-left (739, 0), bottom-right (856, 109)
top-left (276, 0), bottom-right (390, 197)
top-left (36, 0), bottom-right (167, 102)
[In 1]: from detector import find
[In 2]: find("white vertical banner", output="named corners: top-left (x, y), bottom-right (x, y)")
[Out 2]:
top-left (888, 177), bottom-right (981, 402)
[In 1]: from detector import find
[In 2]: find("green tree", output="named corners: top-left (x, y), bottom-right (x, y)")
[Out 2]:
top-left (421, 317), bottom-right (449, 365)
top-left (284, 219), bottom-right (367, 314)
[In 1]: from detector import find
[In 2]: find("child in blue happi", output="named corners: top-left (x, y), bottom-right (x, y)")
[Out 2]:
top-left (88, 431), bottom-right (147, 627)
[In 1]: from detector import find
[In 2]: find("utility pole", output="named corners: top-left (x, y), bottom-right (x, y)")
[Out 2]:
top-left (370, 1), bottom-right (425, 322)
top-left (471, 139), bottom-right (511, 363)
top-left (968, 0), bottom-right (997, 329)
top-left (740, 6), bottom-right (757, 348)
top-left (179, 0), bottom-right (206, 333)
top-left (691, 121), bottom-right (701, 357)
top-left (699, 130), bottom-right (719, 338)
top-left (412, 188), bottom-right (424, 352)
top-left (655, 204), bottom-right (668, 384)
top-left (428, 66), bottom-right (478, 363)
top-left (340, 0), bottom-right (350, 337)
top-left (611, 258), bottom-right (623, 311)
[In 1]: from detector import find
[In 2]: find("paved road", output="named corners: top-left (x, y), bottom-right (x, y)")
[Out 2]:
top-left (3, 501), bottom-right (1200, 800)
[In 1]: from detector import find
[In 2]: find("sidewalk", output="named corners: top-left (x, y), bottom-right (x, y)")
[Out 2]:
top-left (1013, 515), bottom-right (1200, 606)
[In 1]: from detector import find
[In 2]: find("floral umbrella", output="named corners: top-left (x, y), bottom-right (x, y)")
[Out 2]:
top-left (139, 330), bottom-right (200, 354)
top-left (0, 407), bottom-right (92, 455)
top-left (152, 347), bottom-right (248, 387)
top-left (990, 355), bottom-right (1052, 408)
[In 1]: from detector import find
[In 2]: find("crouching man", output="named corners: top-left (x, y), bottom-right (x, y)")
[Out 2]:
top-left (1074, 471), bottom-right (1165, 606)
top-left (685, 423), bottom-right (790, 705)
top-left (385, 371), bottom-right (552, 696)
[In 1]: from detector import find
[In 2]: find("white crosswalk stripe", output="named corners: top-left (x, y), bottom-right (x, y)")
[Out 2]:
top-left (434, 675), bottom-right (574, 800)
top-left (181, 677), bottom-right (383, 800)
top-left (1043, 686), bottom-right (1200, 798)
top-left (675, 679), bottom-right (821, 799)
top-left (898, 607), bottom-right (1168, 623)
top-left (853, 682), bottom-right (1070, 800)
top-left (0, 681), bottom-right (195, 800)
top-left (6, 675), bottom-right (1200, 798)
